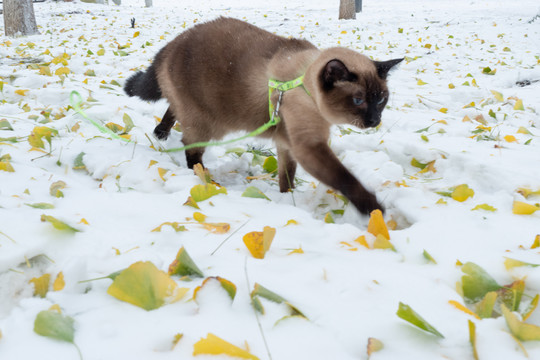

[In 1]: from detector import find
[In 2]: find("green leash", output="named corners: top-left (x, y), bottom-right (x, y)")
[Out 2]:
top-left (70, 91), bottom-right (132, 143)
top-left (69, 75), bottom-right (308, 152)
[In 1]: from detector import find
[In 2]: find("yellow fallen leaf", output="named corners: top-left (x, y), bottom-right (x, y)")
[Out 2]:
top-left (285, 219), bottom-right (298, 226)
top-left (193, 333), bottom-right (259, 359)
top-left (340, 241), bottom-right (357, 251)
top-left (133, 31), bottom-right (140, 38)
top-left (471, 204), bottom-right (497, 212)
top-left (158, 167), bottom-right (168, 181)
top-left (172, 333), bottom-right (183, 350)
top-left (243, 226), bottom-right (276, 259)
top-left (512, 201), bottom-right (539, 215)
top-left (53, 272), bottom-right (65, 291)
top-left (183, 196), bottom-right (200, 209)
top-left (373, 234), bottom-right (395, 250)
top-left (517, 127), bottom-right (532, 135)
top-left (147, 160), bottom-right (158, 169)
top-left (523, 295), bottom-right (539, 321)
top-left (51, 56), bottom-right (68, 65)
top-left (452, 184), bottom-right (474, 202)
top-left (288, 247), bottom-right (304, 255)
top-left (151, 222), bottom-right (186, 233)
top-left (367, 209), bottom-right (390, 240)
top-left (355, 235), bottom-right (370, 248)
top-left (504, 135), bottom-right (517, 143)
top-left (97, 48), bottom-right (105, 56)
top-left (193, 212), bottom-right (206, 223)
top-left (504, 257), bottom-right (540, 270)
top-left (39, 66), bottom-right (51, 76)
top-left (514, 99), bottom-right (524, 111)
top-left (15, 89), bottom-right (29, 96)
top-left (417, 79), bottom-right (428, 85)
top-left (419, 160), bottom-right (437, 174)
top-left (29, 274), bottom-right (51, 298)
top-left (0, 161), bottom-right (15, 172)
top-left (469, 320), bottom-right (479, 360)
top-left (517, 187), bottom-right (540, 199)
top-left (448, 83), bottom-right (455, 89)
top-left (48, 304), bottom-right (62, 313)
top-left (54, 67), bottom-right (71, 76)
top-left (193, 163), bottom-right (213, 184)
top-left (501, 303), bottom-right (540, 341)
top-left (324, 212), bottom-right (334, 223)
top-left (532, 235), bottom-right (540, 249)
top-left (367, 337), bottom-right (384, 358)
top-left (201, 222), bottom-right (230, 234)
top-left (491, 90), bottom-right (504, 102)
top-left (449, 300), bottom-right (481, 320)
top-left (439, 108), bottom-right (448, 114)
top-left (190, 184), bottom-right (227, 202)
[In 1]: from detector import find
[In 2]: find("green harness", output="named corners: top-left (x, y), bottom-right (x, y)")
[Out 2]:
top-left (70, 74), bottom-right (309, 152)
top-left (267, 74), bottom-right (310, 123)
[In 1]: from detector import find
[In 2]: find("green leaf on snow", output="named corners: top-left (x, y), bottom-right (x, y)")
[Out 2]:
top-left (501, 303), bottom-right (540, 341)
top-left (34, 310), bottom-right (75, 343)
top-left (26, 203), bottom-right (55, 209)
top-left (190, 184), bottom-right (227, 202)
top-left (0, 119), bottom-right (13, 130)
top-left (73, 152), bottom-right (86, 171)
top-left (168, 246), bottom-right (204, 278)
top-left (396, 302), bottom-right (444, 338)
top-left (242, 186), bottom-right (270, 200)
top-left (40, 215), bottom-right (80, 233)
top-left (461, 262), bottom-right (501, 303)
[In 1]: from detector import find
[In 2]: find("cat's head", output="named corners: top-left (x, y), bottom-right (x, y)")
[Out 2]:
top-left (309, 48), bottom-right (402, 129)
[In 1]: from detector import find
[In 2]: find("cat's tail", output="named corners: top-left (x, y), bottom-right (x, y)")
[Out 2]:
top-left (124, 63), bottom-right (162, 101)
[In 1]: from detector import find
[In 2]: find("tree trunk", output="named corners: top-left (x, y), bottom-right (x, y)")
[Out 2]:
top-left (355, 0), bottom-right (362, 13)
top-left (339, 0), bottom-right (356, 20)
top-left (3, 0), bottom-right (40, 37)
top-left (145, 0), bottom-right (153, 7)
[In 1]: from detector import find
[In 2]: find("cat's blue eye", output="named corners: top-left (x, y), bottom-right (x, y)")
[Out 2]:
top-left (352, 97), bottom-right (364, 106)
top-left (377, 97), bottom-right (386, 105)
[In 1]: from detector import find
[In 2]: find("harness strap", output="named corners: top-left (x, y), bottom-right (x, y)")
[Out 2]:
top-left (268, 74), bottom-right (310, 124)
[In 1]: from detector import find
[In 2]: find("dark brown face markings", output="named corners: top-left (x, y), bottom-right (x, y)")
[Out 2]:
top-left (319, 69), bottom-right (389, 129)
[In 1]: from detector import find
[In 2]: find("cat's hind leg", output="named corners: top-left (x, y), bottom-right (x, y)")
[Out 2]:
top-left (154, 106), bottom-right (176, 140)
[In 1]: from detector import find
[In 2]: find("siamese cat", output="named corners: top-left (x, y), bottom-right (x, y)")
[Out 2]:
top-left (124, 17), bottom-right (402, 215)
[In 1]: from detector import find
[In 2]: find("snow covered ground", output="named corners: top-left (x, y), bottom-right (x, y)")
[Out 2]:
top-left (1, 0), bottom-right (540, 359)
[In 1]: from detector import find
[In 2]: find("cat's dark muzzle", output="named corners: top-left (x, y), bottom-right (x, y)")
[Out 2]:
top-left (363, 116), bottom-right (381, 128)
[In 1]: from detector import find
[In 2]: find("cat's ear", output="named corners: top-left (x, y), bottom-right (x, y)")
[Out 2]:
top-left (322, 59), bottom-right (351, 90)
top-left (374, 58), bottom-right (403, 80)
